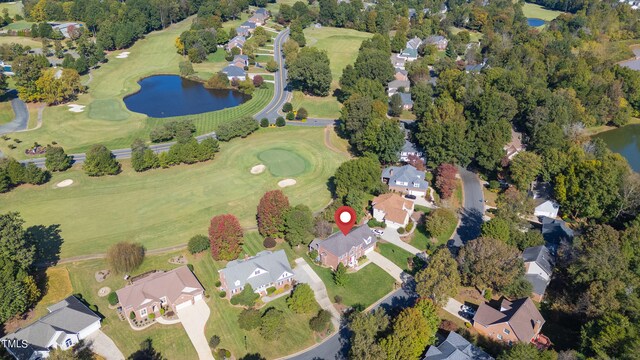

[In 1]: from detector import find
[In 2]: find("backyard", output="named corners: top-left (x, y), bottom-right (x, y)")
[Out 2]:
top-left (0, 127), bottom-right (349, 258)
top-left (522, 2), bottom-right (563, 21)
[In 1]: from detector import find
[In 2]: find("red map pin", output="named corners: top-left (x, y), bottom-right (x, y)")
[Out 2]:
top-left (335, 206), bottom-right (357, 235)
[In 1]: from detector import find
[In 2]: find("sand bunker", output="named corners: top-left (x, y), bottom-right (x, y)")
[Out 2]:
top-left (56, 179), bottom-right (74, 188)
top-left (116, 51), bottom-right (131, 59)
top-left (67, 104), bottom-right (85, 113)
top-left (251, 164), bottom-right (266, 174)
top-left (278, 179), bottom-right (297, 188)
top-left (98, 287), bottom-right (111, 297)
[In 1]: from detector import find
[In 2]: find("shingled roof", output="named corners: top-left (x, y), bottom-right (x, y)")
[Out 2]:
top-left (473, 298), bottom-right (545, 342)
top-left (219, 250), bottom-right (293, 292)
top-left (424, 331), bottom-right (493, 360)
top-left (310, 225), bottom-right (377, 257)
top-left (372, 193), bottom-right (413, 224)
top-left (523, 245), bottom-right (554, 276)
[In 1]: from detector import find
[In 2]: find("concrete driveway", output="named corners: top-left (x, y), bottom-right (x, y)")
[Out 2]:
top-left (177, 300), bottom-right (214, 360)
top-left (379, 230), bottom-right (422, 256)
top-left (293, 258), bottom-right (341, 329)
top-left (367, 251), bottom-right (405, 283)
top-left (443, 298), bottom-right (471, 322)
top-left (85, 330), bottom-right (125, 360)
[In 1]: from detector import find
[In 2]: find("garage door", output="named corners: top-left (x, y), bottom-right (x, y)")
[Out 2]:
top-left (176, 300), bottom-right (193, 311)
top-left (194, 294), bottom-right (203, 302)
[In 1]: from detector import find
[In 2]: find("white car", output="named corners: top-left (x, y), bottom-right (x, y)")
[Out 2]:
top-left (373, 229), bottom-right (384, 236)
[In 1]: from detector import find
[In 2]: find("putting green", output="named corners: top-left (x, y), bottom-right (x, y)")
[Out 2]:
top-left (88, 99), bottom-right (130, 121)
top-left (257, 149), bottom-right (308, 177)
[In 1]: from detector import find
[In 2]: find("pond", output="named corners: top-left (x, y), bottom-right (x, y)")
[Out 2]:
top-left (594, 124), bottom-right (640, 172)
top-left (527, 18), bottom-right (546, 27)
top-left (123, 75), bottom-right (250, 118)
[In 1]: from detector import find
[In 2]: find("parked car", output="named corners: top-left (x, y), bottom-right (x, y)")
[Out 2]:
top-left (460, 304), bottom-right (476, 317)
top-left (404, 194), bottom-right (417, 200)
top-left (373, 229), bottom-right (384, 236)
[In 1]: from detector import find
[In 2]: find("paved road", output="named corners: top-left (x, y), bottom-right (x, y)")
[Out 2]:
top-left (0, 92), bottom-right (29, 135)
top-left (254, 28), bottom-right (290, 121)
top-left (451, 167), bottom-right (485, 247)
top-left (177, 299), bottom-right (214, 360)
top-left (293, 258), bottom-right (341, 329)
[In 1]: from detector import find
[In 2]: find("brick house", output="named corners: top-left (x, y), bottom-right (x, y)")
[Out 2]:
top-left (226, 35), bottom-right (246, 53)
top-left (116, 266), bottom-right (205, 321)
top-left (218, 250), bottom-right (294, 298)
top-left (473, 298), bottom-right (545, 344)
top-left (309, 225), bottom-right (377, 270)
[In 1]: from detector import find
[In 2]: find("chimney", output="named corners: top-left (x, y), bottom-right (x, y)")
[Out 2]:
top-left (389, 168), bottom-right (394, 176)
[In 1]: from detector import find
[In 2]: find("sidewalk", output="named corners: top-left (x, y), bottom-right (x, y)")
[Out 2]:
top-left (293, 258), bottom-right (341, 329)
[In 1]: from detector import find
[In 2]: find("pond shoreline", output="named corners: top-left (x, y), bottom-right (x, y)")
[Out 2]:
top-left (587, 117), bottom-right (640, 137)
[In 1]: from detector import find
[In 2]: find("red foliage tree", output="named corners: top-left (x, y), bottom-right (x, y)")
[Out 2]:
top-left (407, 154), bottom-right (426, 171)
top-left (435, 164), bottom-right (457, 199)
top-left (257, 190), bottom-right (290, 237)
top-left (253, 75), bottom-right (264, 87)
top-left (209, 214), bottom-right (244, 260)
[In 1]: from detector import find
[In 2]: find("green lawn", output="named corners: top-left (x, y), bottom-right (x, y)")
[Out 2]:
top-left (3, 20), bottom-right (33, 30)
top-left (0, 100), bottom-right (13, 124)
top-left (450, 26), bottom-right (483, 42)
top-left (306, 256), bottom-right (395, 309)
top-left (257, 148), bottom-right (308, 176)
top-left (0, 127), bottom-right (348, 258)
top-left (0, 35), bottom-right (40, 47)
top-left (0, 1), bottom-right (23, 17)
top-left (376, 242), bottom-right (414, 272)
top-left (291, 90), bottom-right (342, 119)
top-left (522, 2), bottom-right (563, 21)
top-left (409, 215), bottom-right (458, 252)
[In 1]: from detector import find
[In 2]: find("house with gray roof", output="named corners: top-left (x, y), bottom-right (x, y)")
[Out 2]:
top-left (255, 8), bottom-right (269, 17)
top-left (391, 53), bottom-right (407, 69)
top-left (240, 21), bottom-right (257, 30)
top-left (424, 331), bottom-right (493, 360)
top-left (219, 250), bottom-right (294, 298)
top-left (523, 245), bottom-right (554, 301)
top-left (425, 35), bottom-right (448, 50)
top-left (388, 79), bottom-right (411, 96)
top-left (399, 92), bottom-right (413, 110)
top-left (222, 65), bottom-right (247, 81)
top-left (232, 54), bottom-right (249, 68)
top-left (1, 296), bottom-right (101, 360)
top-left (235, 26), bottom-right (250, 37)
top-left (309, 225), bottom-right (377, 270)
top-left (541, 216), bottom-right (574, 246)
top-left (382, 164), bottom-right (429, 196)
top-left (399, 47), bottom-right (418, 61)
top-left (406, 36), bottom-right (423, 50)
top-left (226, 35), bottom-right (246, 52)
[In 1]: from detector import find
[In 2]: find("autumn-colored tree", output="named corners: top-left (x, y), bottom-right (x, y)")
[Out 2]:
top-left (406, 154), bottom-right (426, 171)
top-left (209, 214), bottom-right (243, 260)
top-left (380, 299), bottom-right (439, 360)
top-left (435, 164), bottom-right (457, 199)
top-left (257, 190), bottom-right (290, 238)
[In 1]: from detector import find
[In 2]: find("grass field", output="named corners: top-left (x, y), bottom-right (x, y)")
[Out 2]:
top-left (376, 242), bottom-right (414, 272)
top-left (0, 100), bottom-right (13, 124)
top-left (291, 91), bottom-right (342, 119)
top-left (450, 26), bottom-right (483, 42)
top-left (0, 127), bottom-right (349, 258)
top-left (522, 2), bottom-right (563, 21)
top-left (0, 35), bottom-right (41, 47)
top-left (0, 1), bottom-right (23, 18)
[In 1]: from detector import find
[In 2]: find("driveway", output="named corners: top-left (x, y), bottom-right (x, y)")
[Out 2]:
top-left (451, 167), bottom-right (485, 247)
top-left (379, 230), bottom-right (422, 256)
top-left (84, 330), bottom-right (125, 360)
top-left (0, 93), bottom-right (29, 135)
top-left (177, 299), bottom-right (214, 360)
top-left (293, 258), bottom-right (341, 329)
top-left (443, 298), bottom-right (470, 323)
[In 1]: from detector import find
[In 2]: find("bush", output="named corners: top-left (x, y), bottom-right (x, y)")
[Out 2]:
top-left (149, 119), bottom-right (196, 143)
top-left (160, 308), bottom-right (165, 315)
top-left (398, 227), bottom-right (406, 234)
top-left (218, 348), bottom-right (231, 359)
top-left (219, 291), bottom-right (227, 298)
top-left (367, 218), bottom-right (385, 228)
top-left (296, 107), bottom-right (308, 120)
top-left (263, 237), bottom-right (276, 248)
top-left (275, 117), bottom-right (286, 127)
top-left (488, 180), bottom-right (501, 191)
top-left (282, 102), bottom-right (293, 112)
top-left (503, 277), bottom-right (533, 298)
top-left (260, 308), bottom-right (285, 340)
top-left (45, 145), bottom-right (72, 171)
top-left (260, 118), bottom-right (269, 127)
top-left (209, 335), bottom-right (220, 349)
top-left (286, 111), bottom-right (295, 120)
top-left (484, 288), bottom-right (493, 301)
top-left (309, 309), bottom-right (332, 332)
top-left (287, 283), bottom-right (318, 314)
top-left (426, 208), bottom-right (457, 239)
top-left (253, 75), bottom-right (264, 87)
top-left (230, 284), bottom-right (259, 306)
top-left (333, 263), bottom-right (348, 286)
top-left (83, 144), bottom-right (121, 176)
top-left (179, 60), bottom-right (195, 76)
top-left (266, 59), bottom-right (278, 72)
top-left (130, 311), bottom-right (136, 320)
top-left (217, 117), bottom-right (259, 141)
top-left (188, 234), bottom-right (210, 254)
top-left (238, 308), bottom-right (262, 330)
top-left (107, 292), bottom-right (119, 306)
top-left (309, 249), bottom-right (318, 260)
top-left (334, 295), bottom-right (342, 304)
top-left (267, 287), bottom-right (276, 295)
top-left (89, 304), bottom-right (98, 313)
top-left (187, 264), bottom-right (194, 272)
top-left (405, 221), bottom-right (414, 232)
top-left (106, 242), bottom-right (145, 274)
top-left (148, 313), bottom-right (155, 320)
top-left (215, 280), bottom-right (222, 287)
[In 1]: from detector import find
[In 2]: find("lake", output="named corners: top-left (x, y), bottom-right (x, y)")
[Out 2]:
top-left (124, 75), bottom-right (250, 118)
top-left (527, 18), bottom-right (545, 27)
top-left (595, 124), bottom-right (640, 172)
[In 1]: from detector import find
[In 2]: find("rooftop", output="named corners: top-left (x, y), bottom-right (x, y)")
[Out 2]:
top-left (473, 298), bottom-right (545, 342)
top-left (424, 331), bottom-right (493, 360)
top-left (310, 225), bottom-right (377, 256)
top-left (372, 193), bottom-right (413, 224)
top-left (219, 250), bottom-right (293, 291)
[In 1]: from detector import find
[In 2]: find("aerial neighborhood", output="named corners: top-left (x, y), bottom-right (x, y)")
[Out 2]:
top-left (0, 0), bottom-right (639, 359)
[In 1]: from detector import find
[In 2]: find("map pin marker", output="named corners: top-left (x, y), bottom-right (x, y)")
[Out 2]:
top-left (335, 206), bottom-right (357, 235)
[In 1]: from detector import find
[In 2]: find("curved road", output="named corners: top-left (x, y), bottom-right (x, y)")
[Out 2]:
top-left (451, 167), bottom-right (485, 247)
top-left (254, 28), bottom-right (290, 121)
top-left (0, 91), bottom-right (29, 135)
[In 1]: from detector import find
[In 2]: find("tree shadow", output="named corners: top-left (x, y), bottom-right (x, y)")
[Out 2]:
top-left (452, 208), bottom-right (483, 246)
top-left (128, 338), bottom-right (165, 360)
top-left (27, 224), bottom-right (63, 266)
top-left (239, 354), bottom-right (266, 360)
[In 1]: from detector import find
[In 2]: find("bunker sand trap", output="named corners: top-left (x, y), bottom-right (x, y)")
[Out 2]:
top-left (116, 51), bottom-right (131, 59)
top-left (67, 104), bottom-right (86, 113)
top-left (56, 179), bottom-right (74, 188)
top-left (278, 179), bottom-right (297, 188)
top-left (250, 164), bottom-right (266, 174)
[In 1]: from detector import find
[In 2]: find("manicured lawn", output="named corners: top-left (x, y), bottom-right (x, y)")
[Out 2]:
top-left (30, 267), bottom-right (73, 319)
top-left (409, 214), bottom-right (457, 252)
top-left (522, 2), bottom-right (563, 21)
top-left (376, 242), bottom-right (414, 272)
top-left (0, 35), bottom-right (41, 47)
top-left (0, 1), bottom-right (23, 17)
top-left (306, 257), bottom-right (395, 309)
top-left (450, 26), bottom-right (483, 42)
top-left (0, 101), bottom-right (13, 124)
top-left (0, 127), bottom-right (348, 258)
top-left (257, 148), bottom-right (309, 176)
top-left (291, 90), bottom-right (342, 119)
top-left (2, 20), bottom-right (33, 30)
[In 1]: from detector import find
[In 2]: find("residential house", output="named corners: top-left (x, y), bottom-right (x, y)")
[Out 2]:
top-left (382, 164), bottom-right (429, 197)
top-left (219, 250), bottom-right (294, 298)
top-left (424, 331), bottom-right (494, 360)
top-left (372, 193), bottom-right (414, 228)
top-left (399, 139), bottom-right (423, 162)
top-left (226, 35), bottom-right (246, 52)
top-left (116, 266), bottom-right (205, 321)
top-left (534, 200), bottom-right (560, 219)
top-left (222, 65), bottom-right (247, 81)
top-left (255, 8), bottom-right (270, 18)
top-left (309, 225), bottom-right (377, 269)
top-left (388, 79), bottom-right (410, 96)
top-left (399, 47), bottom-right (418, 61)
top-left (465, 63), bottom-right (485, 73)
top-left (406, 36), bottom-right (423, 50)
top-left (424, 35), bottom-right (448, 50)
top-left (399, 92), bottom-right (413, 110)
top-left (502, 129), bottom-right (524, 162)
top-left (50, 22), bottom-right (83, 38)
top-left (1, 296), bottom-right (101, 360)
top-left (231, 54), bottom-right (249, 68)
top-left (391, 54), bottom-right (407, 69)
top-left (523, 245), bottom-right (554, 302)
top-left (249, 13), bottom-right (267, 26)
top-left (394, 67), bottom-right (409, 81)
top-left (541, 216), bottom-right (574, 246)
top-left (473, 297), bottom-right (546, 344)
top-left (240, 21), bottom-right (257, 32)
top-left (235, 27), bottom-right (250, 37)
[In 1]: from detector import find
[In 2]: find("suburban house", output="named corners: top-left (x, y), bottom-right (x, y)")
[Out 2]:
top-left (534, 200), bottom-right (560, 219)
top-left (406, 36), bottom-right (423, 50)
top-left (218, 250), bottom-right (294, 298)
top-left (399, 138), bottom-right (423, 162)
top-left (240, 21), bottom-right (257, 31)
top-left (473, 297), bottom-right (547, 345)
top-left (1, 296), bottom-right (101, 360)
top-left (541, 216), bottom-right (574, 246)
top-left (235, 26), bottom-right (250, 37)
top-left (116, 266), bottom-right (205, 321)
top-left (424, 35), bottom-right (448, 50)
top-left (226, 35), bottom-right (246, 52)
top-left (399, 47), bottom-right (418, 61)
top-left (408, 8), bottom-right (417, 18)
top-left (388, 79), bottom-right (411, 96)
top-left (255, 8), bottom-right (270, 18)
top-left (249, 12), bottom-right (267, 25)
top-left (424, 331), bottom-right (494, 360)
top-left (523, 245), bottom-right (555, 302)
top-left (502, 129), bottom-right (524, 163)
top-left (394, 67), bottom-right (409, 81)
top-left (391, 54), bottom-right (407, 69)
top-left (231, 54), bottom-right (249, 68)
top-left (309, 225), bottom-right (377, 269)
top-left (382, 164), bottom-right (429, 197)
top-left (399, 92), bottom-right (413, 110)
top-left (222, 65), bottom-right (247, 81)
top-left (50, 22), bottom-right (83, 38)
top-left (465, 63), bottom-right (485, 73)
top-left (372, 193), bottom-right (414, 228)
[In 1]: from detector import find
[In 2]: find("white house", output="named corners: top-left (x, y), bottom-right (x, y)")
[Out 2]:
top-left (372, 193), bottom-right (414, 228)
top-left (534, 200), bottom-right (560, 219)
top-left (523, 245), bottom-right (554, 301)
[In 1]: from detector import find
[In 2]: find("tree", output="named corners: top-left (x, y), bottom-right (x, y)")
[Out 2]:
top-left (284, 204), bottom-right (314, 247)
top-left (276, 117), bottom-right (286, 127)
top-left (581, 313), bottom-right (636, 359)
top-left (209, 335), bottom-right (221, 349)
top-left (509, 151), bottom-right (542, 190)
top-left (257, 190), bottom-right (290, 238)
top-left (13, 54), bottom-right (49, 102)
top-left (265, 59), bottom-right (278, 72)
top-left (425, 209), bottom-right (457, 239)
top-left (253, 75), bottom-right (264, 87)
top-left (309, 309), bottom-right (332, 332)
top-left (179, 60), bottom-right (194, 76)
top-left (45, 145), bottom-right (72, 171)
top-left (406, 154), bottom-right (426, 171)
top-left (131, 139), bottom-right (159, 172)
top-left (282, 102), bottom-right (293, 112)
top-left (502, 277), bottom-right (534, 298)
top-left (415, 247), bottom-right (460, 306)
top-left (458, 237), bottom-right (524, 292)
top-left (188, 234), bottom-right (210, 254)
top-left (353, 48), bottom-right (394, 84)
top-left (363, 118), bottom-right (405, 164)
top-left (260, 307), bottom-right (285, 340)
top-left (216, 117), bottom-right (259, 141)
top-left (287, 283), bottom-right (318, 314)
top-left (380, 301), bottom-right (438, 360)
top-left (434, 164), bottom-right (457, 199)
top-left (34, 68), bottom-right (85, 105)
top-left (480, 217), bottom-right (511, 243)
top-left (296, 107), bottom-right (308, 120)
top-left (106, 242), bottom-right (145, 273)
top-left (499, 343), bottom-right (558, 360)
top-left (334, 156), bottom-right (381, 199)
top-left (288, 47), bottom-right (332, 96)
top-left (388, 93), bottom-right (402, 117)
top-left (260, 118), bottom-right (269, 127)
top-left (231, 284), bottom-right (260, 306)
top-left (349, 309), bottom-right (390, 360)
top-left (83, 144), bottom-right (120, 176)
top-left (238, 308), bottom-right (262, 330)
top-left (314, 218), bottom-right (333, 238)
top-left (209, 214), bottom-right (243, 261)
top-left (333, 262), bottom-right (348, 286)
top-left (128, 338), bottom-right (166, 360)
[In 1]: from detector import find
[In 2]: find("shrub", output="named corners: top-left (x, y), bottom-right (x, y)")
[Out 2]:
top-left (160, 308), bottom-right (165, 316)
top-left (333, 263), bottom-right (348, 286)
top-left (179, 60), bottom-right (195, 76)
top-left (276, 117), bottom-right (286, 127)
top-left (83, 144), bottom-right (121, 176)
top-left (367, 219), bottom-right (385, 228)
top-left (230, 284), bottom-right (259, 306)
top-left (219, 291), bottom-right (227, 298)
top-left (253, 75), bottom-right (264, 87)
top-left (488, 180), bottom-right (501, 191)
top-left (107, 292), bottom-right (119, 306)
top-left (309, 249), bottom-right (318, 260)
top-left (309, 309), bottom-right (332, 332)
top-left (405, 221), bottom-right (414, 232)
top-left (209, 335), bottom-right (220, 349)
top-left (266, 59), bottom-right (278, 72)
top-left (286, 111), bottom-right (295, 120)
top-left (260, 118), bottom-right (269, 127)
top-left (216, 117), bottom-right (259, 141)
top-left (267, 287), bottom-right (276, 295)
top-left (44, 145), bottom-right (72, 172)
top-left (187, 264), bottom-right (194, 272)
top-left (263, 237), bottom-right (276, 248)
top-left (130, 311), bottom-right (136, 320)
top-left (287, 283), bottom-right (318, 314)
top-left (260, 308), bottom-right (285, 340)
top-left (215, 280), bottom-right (222, 287)
top-left (238, 308), bottom-right (262, 330)
top-left (218, 348), bottom-right (231, 359)
top-left (106, 242), bottom-right (145, 274)
top-left (398, 227), bottom-right (405, 234)
top-left (334, 295), bottom-right (342, 304)
top-left (282, 102), bottom-right (293, 112)
top-left (426, 208), bottom-right (457, 239)
top-left (296, 107), bottom-right (308, 120)
top-left (484, 288), bottom-right (493, 301)
top-left (188, 234), bottom-right (210, 254)
top-left (148, 313), bottom-right (155, 320)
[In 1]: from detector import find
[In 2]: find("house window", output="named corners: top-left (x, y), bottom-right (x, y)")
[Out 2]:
top-left (504, 329), bottom-right (511, 335)
top-left (140, 308), bottom-right (147, 317)
top-left (496, 334), bottom-right (503, 340)
top-left (65, 339), bottom-right (72, 348)
top-left (413, 183), bottom-right (420, 188)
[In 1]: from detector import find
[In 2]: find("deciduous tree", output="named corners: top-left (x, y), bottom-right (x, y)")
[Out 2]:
top-left (415, 247), bottom-right (460, 306)
top-left (209, 214), bottom-right (243, 261)
top-left (434, 164), bottom-right (457, 199)
top-left (458, 237), bottom-right (523, 292)
top-left (83, 144), bottom-right (121, 176)
top-left (257, 190), bottom-right (290, 238)
top-left (287, 283), bottom-right (318, 314)
top-left (106, 242), bottom-right (145, 273)
top-left (45, 145), bottom-right (72, 171)
top-left (509, 151), bottom-right (542, 191)
top-left (284, 204), bottom-right (314, 247)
